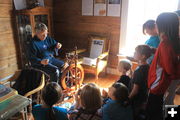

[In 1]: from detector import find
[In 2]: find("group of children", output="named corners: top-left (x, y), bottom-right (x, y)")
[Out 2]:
top-left (32, 82), bottom-right (133, 120)
top-left (32, 12), bottom-right (180, 120)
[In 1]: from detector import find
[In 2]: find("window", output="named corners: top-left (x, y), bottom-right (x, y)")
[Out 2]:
top-left (119, 0), bottom-right (179, 56)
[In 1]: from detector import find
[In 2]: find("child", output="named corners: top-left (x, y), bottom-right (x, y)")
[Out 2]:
top-left (143, 20), bottom-right (160, 48)
top-left (143, 20), bottom-right (160, 64)
top-left (129, 45), bottom-right (152, 120)
top-left (69, 83), bottom-right (102, 120)
top-left (117, 59), bottom-right (132, 88)
top-left (164, 10), bottom-right (180, 105)
top-left (102, 59), bottom-right (132, 103)
top-left (102, 82), bottom-right (133, 120)
top-left (147, 12), bottom-right (180, 120)
top-left (32, 82), bottom-right (68, 120)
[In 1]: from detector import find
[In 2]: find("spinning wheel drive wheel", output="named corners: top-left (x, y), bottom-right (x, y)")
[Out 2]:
top-left (60, 64), bottom-right (84, 90)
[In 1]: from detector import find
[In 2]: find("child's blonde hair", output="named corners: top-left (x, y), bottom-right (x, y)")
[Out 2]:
top-left (118, 59), bottom-right (132, 72)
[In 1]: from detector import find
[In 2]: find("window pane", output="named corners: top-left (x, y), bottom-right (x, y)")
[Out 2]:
top-left (123, 0), bottom-right (179, 56)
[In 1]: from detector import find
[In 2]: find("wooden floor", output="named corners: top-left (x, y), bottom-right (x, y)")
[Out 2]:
top-left (83, 73), bottom-right (119, 88)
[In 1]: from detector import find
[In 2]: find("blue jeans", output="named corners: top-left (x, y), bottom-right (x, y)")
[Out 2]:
top-left (33, 57), bottom-right (64, 82)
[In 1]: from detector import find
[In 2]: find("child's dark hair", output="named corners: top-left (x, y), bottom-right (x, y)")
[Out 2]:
top-left (143, 20), bottom-right (156, 34)
top-left (135, 45), bottom-right (153, 59)
top-left (156, 12), bottom-right (180, 53)
top-left (42, 82), bottom-right (62, 120)
top-left (112, 82), bottom-right (129, 107)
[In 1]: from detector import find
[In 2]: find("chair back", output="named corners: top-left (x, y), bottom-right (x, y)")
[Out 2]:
top-left (12, 68), bottom-right (49, 96)
top-left (80, 34), bottom-right (110, 79)
top-left (88, 34), bottom-right (109, 58)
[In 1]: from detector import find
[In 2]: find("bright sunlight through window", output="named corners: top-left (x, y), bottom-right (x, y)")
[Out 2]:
top-left (121, 0), bottom-right (179, 56)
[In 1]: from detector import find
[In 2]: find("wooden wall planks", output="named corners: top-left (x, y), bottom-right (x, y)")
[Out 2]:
top-left (0, 0), bottom-right (12, 4)
top-left (0, 0), bottom-right (18, 80)
top-left (44, 0), bottom-right (53, 8)
top-left (53, 0), bottom-right (120, 68)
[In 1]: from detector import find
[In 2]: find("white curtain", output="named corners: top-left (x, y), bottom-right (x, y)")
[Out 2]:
top-left (120, 0), bottom-right (179, 56)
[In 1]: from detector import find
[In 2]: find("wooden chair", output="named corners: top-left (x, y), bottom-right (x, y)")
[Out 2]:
top-left (0, 68), bottom-right (48, 120)
top-left (78, 34), bottom-right (110, 80)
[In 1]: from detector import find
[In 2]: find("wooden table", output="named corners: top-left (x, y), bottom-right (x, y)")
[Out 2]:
top-left (0, 95), bottom-right (31, 120)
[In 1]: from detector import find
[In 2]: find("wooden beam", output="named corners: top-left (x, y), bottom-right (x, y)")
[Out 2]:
top-left (0, 4), bottom-right (13, 18)
top-left (0, 64), bottom-right (18, 79)
top-left (0, 18), bottom-right (15, 34)
top-left (0, 0), bottom-right (12, 4)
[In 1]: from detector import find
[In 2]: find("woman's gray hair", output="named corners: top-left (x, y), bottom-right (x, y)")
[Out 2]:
top-left (35, 23), bottom-right (48, 33)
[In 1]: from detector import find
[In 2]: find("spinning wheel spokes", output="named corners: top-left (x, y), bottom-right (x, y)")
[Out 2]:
top-left (60, 64), bottom-right (84, 90)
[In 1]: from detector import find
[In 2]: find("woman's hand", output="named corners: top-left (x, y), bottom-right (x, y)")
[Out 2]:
top-left (102, 89), bottom-right (108, 98)
top-left (74, 89), bottom-right (81, 109)
top-left (41, 59), bottom-right (49, 65)
top-left (56, 42), bottom-right (62, 49)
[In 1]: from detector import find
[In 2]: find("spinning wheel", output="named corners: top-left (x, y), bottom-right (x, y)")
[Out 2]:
top-left (59, 47), bottom-right (84, 90)
top-left (61, 64), bottom-right (84, 90)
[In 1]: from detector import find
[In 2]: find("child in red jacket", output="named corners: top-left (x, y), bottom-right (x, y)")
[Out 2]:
top-left (147, 12), bottom-right (180, 120)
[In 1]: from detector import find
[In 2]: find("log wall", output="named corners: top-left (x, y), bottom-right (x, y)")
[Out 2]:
top-left (53, 0), bottom-right (121, 68)
top-left (0, 0), bottom-right (18, 80)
